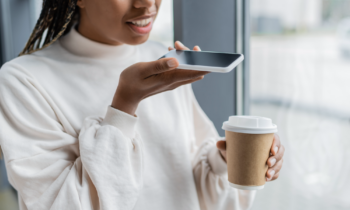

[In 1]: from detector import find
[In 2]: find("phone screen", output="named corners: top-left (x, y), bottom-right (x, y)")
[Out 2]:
top-left (160, 50), bottom-right (242, 68)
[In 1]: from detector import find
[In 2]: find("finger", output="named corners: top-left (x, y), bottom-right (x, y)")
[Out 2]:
top-left (175, 41), bottom-right (190, 50)
top-left (267, 145), bottom-right (284, 167)
top-left (145, 68), bottom-right (208, 90)
top-left (159, 69), bottom-right (209, 84)
top-left (266, 159), bottom-right (283, 180)
top-left (168, 46), bottom-right (175, 51)
top-left (143, 58), bottom-right (179, 77)
top-left (216, 141), bottom-right (226, 151)
top-left (266, 169), bottom-right (275, 180)
top-left (167, 75), bottom-right (204, 90)
top-left (269, 172), bottom-right (280, 182)
top-left (193, 45), bottom-right (201, 51)
top-left (270, 134), bottom-right (281, 156)
top-left (267, 144), bottom-right (285, 167)
top-left (177, 70), bottom-right (209, 82)
top-left (144, 74), bottom-right (205, 99)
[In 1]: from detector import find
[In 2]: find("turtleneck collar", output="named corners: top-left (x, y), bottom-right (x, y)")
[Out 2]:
top-left (59, 27), bottom-right (136, 61)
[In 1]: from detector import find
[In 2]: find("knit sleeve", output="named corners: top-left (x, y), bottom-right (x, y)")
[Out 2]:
top-left (189, 85), bottom-right (256, 210)
top-left (0, 63), bottom-right (143, 210)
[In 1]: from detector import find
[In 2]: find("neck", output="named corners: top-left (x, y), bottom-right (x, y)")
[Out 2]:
top-left (78, 12), bottom-right (123, 46)
top-left (59, 27), bottom-right (136, 61)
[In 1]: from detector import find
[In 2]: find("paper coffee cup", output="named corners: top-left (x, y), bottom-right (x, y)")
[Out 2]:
top-left (222, 116), bottom-right (278, 190)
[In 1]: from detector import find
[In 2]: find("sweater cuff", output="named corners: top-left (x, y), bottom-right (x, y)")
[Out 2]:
top-left (208, 145), bottom-right (228, 176)
top-left (101, 106), bottom-right (138, 139)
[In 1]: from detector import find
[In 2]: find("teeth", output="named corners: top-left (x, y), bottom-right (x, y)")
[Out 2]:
top-left (131, 18), bottom-right (152, 27)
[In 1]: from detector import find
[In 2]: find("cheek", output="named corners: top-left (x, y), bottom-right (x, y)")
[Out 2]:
top-left (156, 0), bottom-right (162, 8)
top-left (86, 0), bottom-right (129, 30)
top-left (155, 0), bottom-right (162, 17)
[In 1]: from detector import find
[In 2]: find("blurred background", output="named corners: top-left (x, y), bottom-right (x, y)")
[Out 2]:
top-left (1, 0), bottom-right (350, 209)
top-left (250, 0), bottom-right (350, 209)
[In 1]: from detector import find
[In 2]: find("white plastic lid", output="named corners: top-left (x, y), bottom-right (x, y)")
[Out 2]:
top-left (222, 116), bottom-right (277, 134)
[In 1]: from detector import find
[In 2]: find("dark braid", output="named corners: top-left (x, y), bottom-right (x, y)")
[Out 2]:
top-left (19, 0), bottom-right (79, 56)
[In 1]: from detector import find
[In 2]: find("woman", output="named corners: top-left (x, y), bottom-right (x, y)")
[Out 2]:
top-left (0, 0), bottom-right (285, 209)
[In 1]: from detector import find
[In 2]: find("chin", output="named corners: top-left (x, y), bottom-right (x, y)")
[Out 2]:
top-left (125, 34), bottom-right (151, 46)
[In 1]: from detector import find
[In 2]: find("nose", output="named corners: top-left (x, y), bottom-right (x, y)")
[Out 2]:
top-left (133, 0), bottom-right (155, 9)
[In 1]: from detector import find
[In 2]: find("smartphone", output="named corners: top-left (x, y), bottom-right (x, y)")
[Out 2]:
top-left (159, 50), bottom-right (244, 73)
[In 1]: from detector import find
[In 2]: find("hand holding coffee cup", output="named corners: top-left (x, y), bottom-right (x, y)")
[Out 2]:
top-left (265, 134), bottom-right (284, 181)
top-left (217, 134), bottom-right (284, 182)
top-left (220, 116), bottom-right (285, 190)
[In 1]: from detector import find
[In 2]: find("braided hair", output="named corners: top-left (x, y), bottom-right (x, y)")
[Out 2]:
top-left (19, 0), bottom-right (79, 55)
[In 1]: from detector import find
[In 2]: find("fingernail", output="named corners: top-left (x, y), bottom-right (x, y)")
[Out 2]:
top-left (274, 146), bottom-right (279, 154)
top-left (269, 170), bottom-right (275, 178)
top-left (270, 158), bottom-right (276, 167)
top-left (167, 59), bottom-right (177, 68)
top-left (196, 46), bottom-right (201, 50)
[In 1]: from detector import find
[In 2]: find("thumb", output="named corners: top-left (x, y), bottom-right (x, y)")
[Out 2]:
top-left (216, 140), bottom-right (226, 151)
top-left (141, 58), bottom-right (179, 77)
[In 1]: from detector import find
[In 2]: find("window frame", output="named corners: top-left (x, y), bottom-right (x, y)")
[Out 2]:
top-left (173, 0), bottom-right (250, 135)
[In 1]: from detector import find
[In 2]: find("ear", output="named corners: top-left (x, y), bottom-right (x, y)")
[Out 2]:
top-left (76, 0), bottom-right (85, 8)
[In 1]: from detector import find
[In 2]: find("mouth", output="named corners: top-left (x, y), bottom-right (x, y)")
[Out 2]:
top-left (126, 15), bottom-right (155, 35)
top-left (129, 17), bottom-right (152, 27)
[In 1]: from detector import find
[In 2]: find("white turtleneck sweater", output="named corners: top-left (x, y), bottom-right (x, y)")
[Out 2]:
top-left (0, 28), bottom-right (255, 210)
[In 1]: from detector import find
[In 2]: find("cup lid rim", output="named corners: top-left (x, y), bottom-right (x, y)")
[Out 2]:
top-left (222, 121), bottom-right (278, 134)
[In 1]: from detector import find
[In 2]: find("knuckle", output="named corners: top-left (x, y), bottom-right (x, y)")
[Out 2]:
top-left (274, 134), bottom-right (280, 143)
top-left (274, 167), bottom-right (281, 174)
top-left (155, 61), bottom-right (167, 72)
top-left (276, 152), bottom-right (283, 160)
top-left (279, 145), bottom-right (285, 155)
top-left (154, 62), bottom-right (164, 72)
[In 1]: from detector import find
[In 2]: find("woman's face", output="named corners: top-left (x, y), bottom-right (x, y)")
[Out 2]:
top-left (77, 0), bottom-right (161, 45)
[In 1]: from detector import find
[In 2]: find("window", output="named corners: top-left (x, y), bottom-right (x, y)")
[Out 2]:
top-left (250, 0), bottom-right (350, 209)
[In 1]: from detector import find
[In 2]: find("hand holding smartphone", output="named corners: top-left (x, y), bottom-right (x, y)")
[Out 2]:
top-left (159, 50), bottom-right (244, 73)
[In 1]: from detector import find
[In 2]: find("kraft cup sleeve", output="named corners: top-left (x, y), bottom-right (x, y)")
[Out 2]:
top-left (226, 131), bottom-right (274, 187)
top-left (208, 145), bottom-right (228, 176)
top-left (101, 106), bottom-right (138, 139)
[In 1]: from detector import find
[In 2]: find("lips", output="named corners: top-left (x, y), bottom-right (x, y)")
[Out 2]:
top-left (127, 20), bottom-right (153, 35)
top-left (127, 14), bottom-right (156, 35)
top-left (130, 17), bottom-right (152, 27)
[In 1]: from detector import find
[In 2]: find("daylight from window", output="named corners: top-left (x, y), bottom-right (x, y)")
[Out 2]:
top-left (149, 0), bottom-right (174, 48)
top-left (250, 0), bottom-right (350, 209)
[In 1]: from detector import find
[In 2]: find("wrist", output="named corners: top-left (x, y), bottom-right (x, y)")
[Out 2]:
top-left (111, 90), bottom-right (140, 116)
